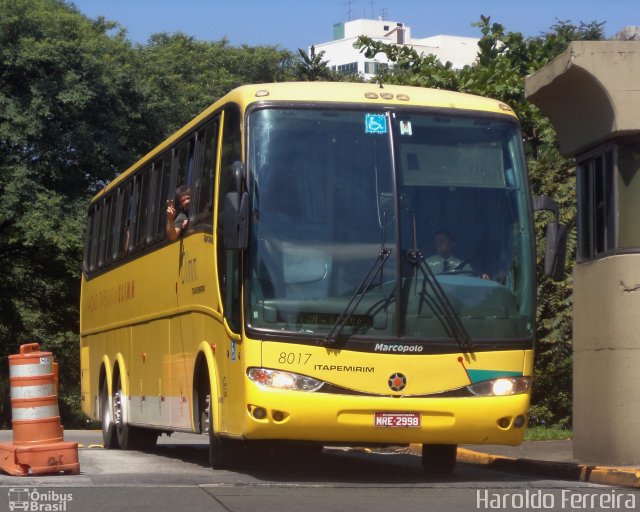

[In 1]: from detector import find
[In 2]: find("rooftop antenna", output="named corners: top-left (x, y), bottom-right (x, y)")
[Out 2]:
top-left (379, 7), bottom-right (388, 21)
top-left (370, 0), bottom-right (375, 19)
top-left (345, 0), bottom-right (354, 21)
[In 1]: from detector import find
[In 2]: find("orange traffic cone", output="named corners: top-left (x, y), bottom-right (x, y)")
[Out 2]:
top-left (0, 343), bottom-right (80, 476)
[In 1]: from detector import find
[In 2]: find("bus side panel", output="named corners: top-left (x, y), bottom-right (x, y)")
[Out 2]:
top-left (128, 319), bottom-right (170, 427)
top-left (171, 232), bottom-right (224, 432)
top-left (80, 335), bottom-right (92, 418)
top-left (223, 328), bottom-right (263, 437)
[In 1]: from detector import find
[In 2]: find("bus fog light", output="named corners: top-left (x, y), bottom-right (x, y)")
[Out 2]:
top-left (252, 407), bottom-right (267, 420)
top-left (514, 415), bottom-right (526, 428)
top-left (497, 417), bottom-right (511, 429)
top-left (247, 368), bottom-right (324, 392)
top-left (272, 411), bottom-right (285, 422)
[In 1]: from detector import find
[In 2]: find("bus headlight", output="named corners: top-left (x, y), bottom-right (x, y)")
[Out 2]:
top-left (467, 377), bottom-right (531, 397)
top-left (247, 368), bottom-right (324, 392)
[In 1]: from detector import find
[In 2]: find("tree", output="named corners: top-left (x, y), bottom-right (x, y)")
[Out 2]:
top-left (0, 0), bottom-right (301, 426)
top-left (139, 33), bottom-right (294, 136)
top-left (294, 45), bottom-right (335, 81)
top-left (0, 0), bottom-right (153, 426)
top-left (355, 16), bottom-right (605, 426)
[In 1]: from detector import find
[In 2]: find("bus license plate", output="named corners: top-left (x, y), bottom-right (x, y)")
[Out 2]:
top-left (374, 412), bottom-right (421, 428)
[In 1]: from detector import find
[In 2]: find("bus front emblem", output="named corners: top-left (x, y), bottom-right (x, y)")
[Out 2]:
top-left (388, 373), bottom-right (407, 392)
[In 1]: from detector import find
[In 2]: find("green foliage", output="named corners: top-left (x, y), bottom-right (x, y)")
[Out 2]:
top-left (0, 0), bottom-right (151, 427)
top-left (524, 425), bottom-right (572, 441)
top-left (292, 45), bottom-right (364, 83)
top-left (356, 16), bottom-right (605, 427)
top-left (293, 45), bottom-right (334, 81)
top-left (0, 0), bottom-right (299, 427)
top-left (139, 33), bottom-right (294, 136)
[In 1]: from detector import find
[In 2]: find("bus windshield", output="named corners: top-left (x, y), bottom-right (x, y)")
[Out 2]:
top-left (247, 107), bottom-right (534, 346)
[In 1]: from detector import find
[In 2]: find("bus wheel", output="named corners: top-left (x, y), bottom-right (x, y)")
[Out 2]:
top-left (100, 380), bottom-right (118, 449)
top-left (421, 444), bottom-right (457, 475)
top-left (113, 374), bottom-right (158, 451)
top-left (204, 390), bottom-right (242, 469)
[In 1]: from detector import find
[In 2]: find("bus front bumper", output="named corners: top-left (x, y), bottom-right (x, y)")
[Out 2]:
top-left (242, 387), bottom-right (530, 446)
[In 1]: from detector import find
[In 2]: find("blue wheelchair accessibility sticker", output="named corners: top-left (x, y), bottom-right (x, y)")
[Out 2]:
top-left (365, 113), bottom-right (387, 134)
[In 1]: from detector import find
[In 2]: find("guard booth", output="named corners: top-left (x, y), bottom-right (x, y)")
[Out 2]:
top-left (526, 40), bottom-right (640, 465)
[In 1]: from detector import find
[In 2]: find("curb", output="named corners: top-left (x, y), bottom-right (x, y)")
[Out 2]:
top-left (410, 445), bottom-right (640, 488)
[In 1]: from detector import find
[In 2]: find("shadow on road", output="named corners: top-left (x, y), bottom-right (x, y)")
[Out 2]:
top-left (148, 442), bottom-right (531, 485)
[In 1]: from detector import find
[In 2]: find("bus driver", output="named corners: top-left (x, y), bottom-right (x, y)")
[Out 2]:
top-left (425, 230), bottom-right (489, 279)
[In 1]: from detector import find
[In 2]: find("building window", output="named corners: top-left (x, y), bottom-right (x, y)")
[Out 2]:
top-left (336, 62), bottom-right (358, 74)
top-left (617, 142), bottom-right (640, 251)
top-left (364, 62), bottom-right (389, 75)
top-left (577, 146), bottom-right (616, 261)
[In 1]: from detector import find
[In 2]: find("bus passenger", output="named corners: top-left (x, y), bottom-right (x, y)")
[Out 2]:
top-left (166, 185), bottom-right (191, 241)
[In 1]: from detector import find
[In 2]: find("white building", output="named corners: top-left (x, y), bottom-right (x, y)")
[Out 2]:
top-left (313, 18), bottom-right (480, 79)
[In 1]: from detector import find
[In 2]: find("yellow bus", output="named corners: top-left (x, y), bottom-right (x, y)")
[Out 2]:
top-left (80, 82), bottom-right (564, 473)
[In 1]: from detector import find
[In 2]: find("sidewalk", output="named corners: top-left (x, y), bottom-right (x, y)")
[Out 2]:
top-left (438, 441), bottom-right (640, 489)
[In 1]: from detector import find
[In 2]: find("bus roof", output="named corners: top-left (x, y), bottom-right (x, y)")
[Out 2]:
top-left (94, 82), bottom-right (517, 201)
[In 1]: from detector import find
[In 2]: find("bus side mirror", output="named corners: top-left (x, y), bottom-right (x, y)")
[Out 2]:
top-left (223, 162), bottom-right (248, 250)
top-left (533, 195), bottom-right (567, 281)
top-left (543, 222), bottom-right (567, 281)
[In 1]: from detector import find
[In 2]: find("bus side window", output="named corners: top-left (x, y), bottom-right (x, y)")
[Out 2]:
top-left (97, 196), bottom-right (112, 268)
top-left (174, 137), bottom-right (194, 192)
top-left (216, 105), bottom-right (242, 332)
top-left (83, 206), bottom-right (96, 274)
top-left (110, 187), bottom-right (124, 260)
top-left (127, 177), bottom-right (140, 253)
top-left (189, 127), bottom-right (205, 223)
top-left (104, 194), bottom-right (118, 265)
top-left (117, 181), bottom-right (132, 257)
top-left (88, 202), bottom-right (101, 272)
top-left (134, 166), bottom-right (151, 249)
top-left (147, 160), bottom-right (160, 245)
top-left (192, 119), bottom-right (219, 226)
top-left (154, 154), bottom-right (173, 241)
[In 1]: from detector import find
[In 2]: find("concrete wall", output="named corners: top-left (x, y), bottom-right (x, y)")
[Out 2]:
top-left (526, 41), bottom-right (640, 465)
top-left (573, 256), bottom-right (640, 465)
top-left (525, 41), bottom-right (640, 157)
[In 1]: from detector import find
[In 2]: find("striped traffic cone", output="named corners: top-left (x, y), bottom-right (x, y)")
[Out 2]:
top-left (0, 343), bottom-right (80, 476)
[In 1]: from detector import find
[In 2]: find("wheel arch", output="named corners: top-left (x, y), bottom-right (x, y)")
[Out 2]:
top-left (112, 353), bottom-right (127, 394)
top-left (192, 342), bottom-right (221, 434)
top-left (98, 356), bottom-right (114, 419)
top-left (98, 355), bottom-right (113, 396)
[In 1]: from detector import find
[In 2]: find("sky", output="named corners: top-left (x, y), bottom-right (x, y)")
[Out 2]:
top-left (68, 0), bottom-right (638, 50)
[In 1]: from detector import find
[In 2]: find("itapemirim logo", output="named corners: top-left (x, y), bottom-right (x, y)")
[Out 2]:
top-left (7, 488), bottom-right (73, 512)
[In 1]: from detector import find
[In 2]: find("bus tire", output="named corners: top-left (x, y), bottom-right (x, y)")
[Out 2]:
top-left (100, 379), bottom-right (118, 449)
top-left (204, 381), bottom-right (241, 469)
top-left (113, 373), bottom-right (158, 451)
top-left (421, 444), bottom-right (457, 475)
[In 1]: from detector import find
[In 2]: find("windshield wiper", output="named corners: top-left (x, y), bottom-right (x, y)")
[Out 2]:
top-left (322, 248), bottom-right (392, 346)
top-left (407, 248), bottom-right (474, 352)
top-left (406, 211), bottom-right (472, 352)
